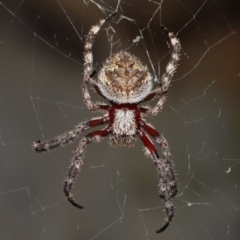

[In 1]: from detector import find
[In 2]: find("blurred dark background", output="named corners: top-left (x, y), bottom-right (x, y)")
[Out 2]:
top-left (0, 0), bottom-right (240, 239)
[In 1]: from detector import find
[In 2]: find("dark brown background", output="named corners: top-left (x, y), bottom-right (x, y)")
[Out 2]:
top-left (0, 0), bottom-right (239, 239)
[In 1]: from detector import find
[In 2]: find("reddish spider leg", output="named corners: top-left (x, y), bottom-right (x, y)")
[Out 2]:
top-left (33, 116), bottom-right (109, 152)
top-left (137, 129), bottom-right (175, 233)
top-left (141, 120), bottom-right (178, 198)
top-left (63, 127), bottom-right (111, 209)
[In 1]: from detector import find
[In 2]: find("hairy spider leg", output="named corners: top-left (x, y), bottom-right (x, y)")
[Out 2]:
top-left (141, 121), bottom-right (178, 198)
top-left (33, 116), bottom-right (109, 152)
top-left (63, 128), bottom-right (111, 209)
top-left (137, 129), bottom-right (174, 233)
top-left (160, 26), bottom-right (181, 92)
top-left (138, 27), bottom-right (181, 117)
top-left (82, 12), bottom-right (116, 110)
top-left (138, 88), bottom-right (165, 103)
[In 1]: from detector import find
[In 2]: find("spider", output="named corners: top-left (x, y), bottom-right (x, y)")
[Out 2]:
top-left (33, 12), bottom-right (181, 233)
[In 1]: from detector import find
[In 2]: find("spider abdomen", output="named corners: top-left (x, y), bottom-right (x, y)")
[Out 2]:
top-left (98, 51), bottom-right (153, 104)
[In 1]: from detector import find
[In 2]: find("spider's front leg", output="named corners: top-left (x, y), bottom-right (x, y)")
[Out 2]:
top-left (137, 129), bottom-right (175, 233)
top-left (32, 116), bottom-right (109, 152)
top-left (63, 127), bottom-right (112, 209)
top-left (141, 121), bottom-right (178, 197)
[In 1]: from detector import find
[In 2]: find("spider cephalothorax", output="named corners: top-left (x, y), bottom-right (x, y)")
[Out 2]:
top-left (109, 104), bottom-right (140, 147)
top-left (33, 12), bottom-right (181, 233)
top-left (98, 51), bottom-right (153, 103)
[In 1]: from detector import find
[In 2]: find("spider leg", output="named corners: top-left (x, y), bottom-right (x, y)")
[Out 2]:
top-left (63, 127), bottom-right (111, 209)
top-left (88, 78), bottom-right (111, 102)
top-left (32, 116), bottom-right (109, 152)
top-left (138, 87), bottom-right (165, 103)
top-left (141, 120), bottom-right (178, 197)
top-left (139, 93), bottom-right (168, 117)
top-left (83, 12), bottom-right (116, 110)
top-left (140, 27), bottom-right (181, 117)
top-left (137, 129), bottom-right (175, 233)
top-left (160, 26), bottom-right (181, 92)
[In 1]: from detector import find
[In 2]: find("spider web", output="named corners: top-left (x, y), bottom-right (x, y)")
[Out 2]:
top-left (0, 0), bottom-right (240, 239)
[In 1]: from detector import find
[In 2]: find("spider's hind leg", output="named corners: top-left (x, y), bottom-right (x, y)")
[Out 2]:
top-left (160, 25), bottom-right (181, 92)
top-left (83, 12), bottom-right (116, 110)
top-left (140, 26), bottom-right (181, 117)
